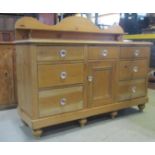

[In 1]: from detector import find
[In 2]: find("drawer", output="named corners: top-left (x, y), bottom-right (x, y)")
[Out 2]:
top-left (120, 46), bottom-right (150, 59)
top-left (117, 79), bottom-right (146, 101)
top-left (119, 60), bottom-right (148, 80)
top-left (39, 86), bottom-right (83, 117)
top-left (37, 46), bottom-right (84, 61)
top-left (117, 80), bottom-right (131, 101)
top-left (131, 79), bottom-right (146, 99)
top-left (38, 63), bottom-right (84, 88)
top-left (88, 46), bottom-right (119, 60)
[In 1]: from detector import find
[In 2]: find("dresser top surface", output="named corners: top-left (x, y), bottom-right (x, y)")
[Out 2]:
top-left (15, 39), bottom-right (152, 46)
top-left (0, 42), bottom-right (14, 45)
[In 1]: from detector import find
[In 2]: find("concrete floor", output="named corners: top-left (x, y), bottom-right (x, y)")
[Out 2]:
top-left (0, 89), bottom-right (155, 142)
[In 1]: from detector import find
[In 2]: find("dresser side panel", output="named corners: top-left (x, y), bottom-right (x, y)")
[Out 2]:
top-left (16, 45), bottom-right (38, 118)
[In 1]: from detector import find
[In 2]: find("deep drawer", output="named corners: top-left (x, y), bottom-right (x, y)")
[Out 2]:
top-left (38, 63), bottom-right (84, 88)
top-left (119, 59), bottom-right (148, 80)
top-left (37, 46), bottom-right (84, 61)
top-left (39, 86), bottom-right (84, 117)
top-left (117, 79), bottom-right (146, 101)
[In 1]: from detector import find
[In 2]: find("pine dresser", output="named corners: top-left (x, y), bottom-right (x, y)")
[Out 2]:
top-left (15, 16), bottom-right (152, 136)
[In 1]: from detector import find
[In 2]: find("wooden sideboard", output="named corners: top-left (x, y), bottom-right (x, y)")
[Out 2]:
top-left (15, 16), bottom-right (152, 136)
top-left (0, 42), bottom-right (17, 109)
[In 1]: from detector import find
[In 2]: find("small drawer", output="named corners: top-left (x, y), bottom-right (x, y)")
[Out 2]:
top-left (37, 46), bottom-right (84, 61)
top-left (88, 46), bottom-right (119, 60)
top-left (38, 63), bottom-right (84, 88)
top-left (120, 46), bottom-right (150, 59)
top-left (39, 86), bottom-right (84, 117)
top-left (119, 60), bottom-right (148, 80)
top-left (117, 79), bottom-right (146, 101)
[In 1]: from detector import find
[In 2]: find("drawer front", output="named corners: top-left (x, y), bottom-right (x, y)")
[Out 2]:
top-left (117, 81), bottom-right (131, 101)
top-left (37, 46), bottom-right (84, 61)
top-left (131, 79), bottom-right (146, 99)
top-left (39, 86), bottom-right (83, 117)
top-left (38, 63), bottom-right (84, 88)
top-left (120, 46), bottom-right (150, 59)
top-left (119, 60), bottom-right (148, 80)
top-left (88, 46), bottom-right (119, 60)
top-left (117, 79), bottom-right (146, 101)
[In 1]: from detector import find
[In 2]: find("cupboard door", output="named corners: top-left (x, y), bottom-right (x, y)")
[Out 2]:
top-left (88, 61), bottom-right (115, 107)
top-left (0, 45), bottom-right (15, 106)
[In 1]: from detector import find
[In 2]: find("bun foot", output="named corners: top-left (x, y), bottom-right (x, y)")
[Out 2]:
top-left (32, 129), bottom-right (43, 137)
top-left (110, 111), bottom-right (118, 119)
top-left (138, 104), bottom-right (145, 112)
top-left (79, 118), bottom-right (87, 127)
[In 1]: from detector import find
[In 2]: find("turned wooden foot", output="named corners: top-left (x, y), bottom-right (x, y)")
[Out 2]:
top-left (138, 104), bottom-right (145, 112)
top-left (32, 129), bottom-right (43, 137)
top-left (110, 111), bottom-right (118, 119)
top-left (79, 118), bottom-right (87, 127)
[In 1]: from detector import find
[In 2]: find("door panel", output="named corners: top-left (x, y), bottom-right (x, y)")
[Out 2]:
top-left (88, 61), bottom-right (115, 107)
top-left (0, 45), bottom-right (15, 106)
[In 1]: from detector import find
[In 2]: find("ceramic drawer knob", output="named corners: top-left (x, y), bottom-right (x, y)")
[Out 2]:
top-left (133, 66), bottom-right (139, 72)
top-left (60, 98), bottom-right (67, 106)
top-left (60, 71), bottom-right (67, 79)
top-left (88, 76), bottom-right (93, 82)
top-left (131, 86), bottom-right (136, 93)
top-left (59, 49), bottom-right (67, 58)
top-left (101, 49), bottom-right (108, 57)
top-left (134, 49), bottom-right (140, 57)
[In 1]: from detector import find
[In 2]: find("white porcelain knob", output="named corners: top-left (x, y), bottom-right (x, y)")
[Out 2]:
top-left (131, 86), bottom-right (136, 93)
top-left (59, 49), bottom-right (67, 58)
top-left (60, 98), bottom-right (67, 106)
top-left (133, 66), bottom-right (139, 72)
top-left (60, 71), bottom-right (67, 79)
top-left (134, 49), bottom-right (140, 57)
top-left (101, 49), bottom-right (108, 57)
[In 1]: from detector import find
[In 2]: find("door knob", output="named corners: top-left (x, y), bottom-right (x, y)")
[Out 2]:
top-left (88, 76), bottom-right (93, 82)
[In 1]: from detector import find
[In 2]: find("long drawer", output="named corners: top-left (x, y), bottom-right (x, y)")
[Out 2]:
top-left (120, 46), bottom-right (149, 59)
top-left (37, 46), bottom-right (84, 61)
top-left (117, 79), bottom-right (146, 101)
top-left (88, 46), bottom-right (119, 60)
top-left (119, 59), bottom-right (148, 80)
top-left (38, 63), bottom-right (84, 88)
top-left (39, 86), bottom-right (84, 117)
